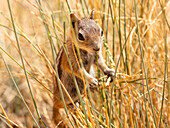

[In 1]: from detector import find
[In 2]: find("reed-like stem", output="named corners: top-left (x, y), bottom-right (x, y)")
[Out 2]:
top-left (134, 0), bottom-right (157, 127)
top-left (158, 15), bottom-right (167, 128)
top-left (0, 46), bottom-right (57, 98)
top-left (158, 0), bottom-right (170, 30)
top-left (0, 0), bottom-right (169, 127)
top-left (123, 0), bottom-right (129, 75)
top-left (0, 116), bottom-right (13, 128)
top-left (1, 55), bottom-right (40, 128)
top-left (80, 0), bottom-right (86, 16)
top-left (6, 0), bottom-right (45, 126)
top-left (65, 0), bottom-right (71, 12)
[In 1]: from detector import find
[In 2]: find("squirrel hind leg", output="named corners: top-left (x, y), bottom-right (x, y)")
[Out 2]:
top-left (53, 107), bottom-right (65, 127)
top-left (53, 107), bottom-right (76, 128)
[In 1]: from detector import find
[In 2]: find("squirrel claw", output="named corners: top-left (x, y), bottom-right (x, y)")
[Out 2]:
top-left (89, 77), bottom-right (98, 86)
top-left (104, 69), bottom-right (115, 81)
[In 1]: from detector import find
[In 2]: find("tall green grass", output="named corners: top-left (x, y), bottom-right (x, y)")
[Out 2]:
top-left (0, 0), bottom-right (169, 127)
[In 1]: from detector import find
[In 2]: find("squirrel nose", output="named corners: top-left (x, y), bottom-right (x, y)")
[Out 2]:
top-left (93, 47), bottom-right (100, 51)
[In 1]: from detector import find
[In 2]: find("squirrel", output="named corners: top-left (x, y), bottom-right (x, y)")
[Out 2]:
top-left (53, 10), bottom-right (115, 126)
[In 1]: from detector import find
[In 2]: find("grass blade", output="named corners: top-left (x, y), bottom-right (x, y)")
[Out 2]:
top-left (6, 0), bottom-right (47, 127)
top-left (158, 17), bottom-right (167, 128)
top-left (134, 0), bottom-right (157, 127)
top-left (0, 116), bottom-right (13, 128)
top-left (1, 55), bottom-right (40, 128)
top-left (65, 0), bottom-right (71, 12)
top-left (158, 0), bottom-right (170, 30)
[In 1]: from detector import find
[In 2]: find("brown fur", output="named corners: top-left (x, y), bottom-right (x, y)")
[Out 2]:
top-left (53, 10), bottom-right (115, 127)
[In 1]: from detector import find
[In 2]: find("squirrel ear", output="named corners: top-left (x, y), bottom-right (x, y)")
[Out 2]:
top-left (90, 9), bottom-right (95, 19)
top-left (70, 13), bottom-right (79, 28)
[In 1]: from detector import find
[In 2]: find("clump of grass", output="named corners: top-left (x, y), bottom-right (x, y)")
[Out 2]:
top-left (0, 0), bottom-right (169, 127)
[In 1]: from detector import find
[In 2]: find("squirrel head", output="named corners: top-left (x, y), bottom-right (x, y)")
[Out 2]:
top-left (70, 10), bottom-right (103, 54)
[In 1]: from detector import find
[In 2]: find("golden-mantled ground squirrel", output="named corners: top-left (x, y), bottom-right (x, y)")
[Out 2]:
top-left (53, 10), bottom-right (115, 125)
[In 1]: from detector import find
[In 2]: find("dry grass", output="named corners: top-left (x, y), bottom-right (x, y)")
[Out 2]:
top-left (0, 0), bottom-right (169, 127)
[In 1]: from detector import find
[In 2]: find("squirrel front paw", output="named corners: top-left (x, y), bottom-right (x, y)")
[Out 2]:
top-left (88, 77), bottom-right (98, 87)
top-left (104, 69), bottom-right (115, 79)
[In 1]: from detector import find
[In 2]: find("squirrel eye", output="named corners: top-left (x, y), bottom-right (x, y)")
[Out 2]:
top-left (78, 33), bottom-right (85, 41)
top-left (101, 30), bottom-right (103, 36)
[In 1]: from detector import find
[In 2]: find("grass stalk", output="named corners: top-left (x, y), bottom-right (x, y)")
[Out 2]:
top-left (168, 41), bottom-right (170, 128)
top-left (83, 0), bottom-right (89, 14)
top-left (112, 102), bottom-right (123, 127)
top-left (0, 46), bottom-right (57, 99)
top-left (69, 23), bottom-right (91, 128)
top-left (51, 15), bottom-right (61, 51)
top-left (44, 0), bottom-right (60, 51)
top-left (105, 6), bottom-right (110, 44)
top-left (109, 26), bottom-right (133, 128)
top-left (0, 114), bottom-right (19, 127)
top-left (108, 0), bottom-right (115, 59)
top-left (39, 1), bottom-right (76, 125)
top-left (158, 0), bottom-right (170, 30)
top-left (58, 19), bottom-right (76, 127)
top-left (134, 0), bottom-right (157, 127)
top-left (50, 10), bottom-right (92, 127)
top-left (0, 0), bottom-right (169, 127)
top-left (65, 0), bottom-right (71, 12)
top-left (158, 16), bottom-right (167, 128)
top-left (0, 12), bottom-right (44, 57)
top-left (1, 55), bottom-right (40, 128)
top-left (36, 0), bottom-right (56, 61)
top-left (80, 0), bottom-right (86, 16)
top-left (123, 0), bottom-right (129, 75)
top-left (61, 10), bottom-right (96, 126)
top-left (0, 116), bottom-right (13, 128)
top-left (37, 44), bottom-right (76, 127)
top-left (0, 104), bottom-right (11, 126)
top-left (118, 0), bottom-right (125, 72)
top-left (51, 10), bottom-right (92, 126)
top-left (6, 0), bottom-right (46, 127)
top-left (139, 100), bottom-right (146, 128)
top-left (108, 46), bottom-right (120, 128)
